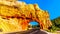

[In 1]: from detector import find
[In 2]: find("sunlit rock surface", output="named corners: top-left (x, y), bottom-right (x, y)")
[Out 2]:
top-left (0, 0), bottom-right (52, 32)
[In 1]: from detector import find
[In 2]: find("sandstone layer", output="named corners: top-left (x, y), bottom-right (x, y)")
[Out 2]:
top-left (0, 0), bottom-right (52, 32)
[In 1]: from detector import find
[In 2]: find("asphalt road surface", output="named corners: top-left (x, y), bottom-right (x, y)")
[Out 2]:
top-left (5, 29), bottom-right (48, 34)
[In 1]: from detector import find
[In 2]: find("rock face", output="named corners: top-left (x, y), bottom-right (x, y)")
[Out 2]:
top-left (0, 0), bottom-right (52, 32)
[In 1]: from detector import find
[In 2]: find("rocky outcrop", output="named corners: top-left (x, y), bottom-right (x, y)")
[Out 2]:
top-left (0, 0), bottom-right (52, 32)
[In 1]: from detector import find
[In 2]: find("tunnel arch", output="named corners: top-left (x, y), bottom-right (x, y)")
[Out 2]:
top-left (29, 21), bottom-right (40, 29)
top-left (20, 18), bottom-right (44, 30)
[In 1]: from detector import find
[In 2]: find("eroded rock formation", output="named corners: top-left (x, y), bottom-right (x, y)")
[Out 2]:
top-left (0, 0), bottom-right (52, 32)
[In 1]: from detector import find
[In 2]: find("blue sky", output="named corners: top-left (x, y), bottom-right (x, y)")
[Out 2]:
top-left (30, 21), bottom-right (38, 25)
top-left (19, 0), bottom-right (60, 25)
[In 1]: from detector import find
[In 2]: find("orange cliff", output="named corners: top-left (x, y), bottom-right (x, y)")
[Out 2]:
top-left (0, 0), bottom-right (52, 32)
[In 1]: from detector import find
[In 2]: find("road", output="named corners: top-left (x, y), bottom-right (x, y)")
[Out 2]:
top-left (5, 29), bottom-right (48, 34)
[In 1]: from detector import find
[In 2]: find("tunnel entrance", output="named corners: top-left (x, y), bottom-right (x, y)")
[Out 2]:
top-left (27, 21), bottom-right (40, 30)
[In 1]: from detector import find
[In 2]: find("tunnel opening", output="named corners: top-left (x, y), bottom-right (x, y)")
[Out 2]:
top-left (27, 21), bottom-right (40, 30)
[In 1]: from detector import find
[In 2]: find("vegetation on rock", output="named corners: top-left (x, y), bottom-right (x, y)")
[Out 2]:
top-left (47, 17), bottom-right (60, 32)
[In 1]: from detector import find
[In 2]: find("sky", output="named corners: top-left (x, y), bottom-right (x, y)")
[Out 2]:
top-left (19, 0), bottom-right (60, 25)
